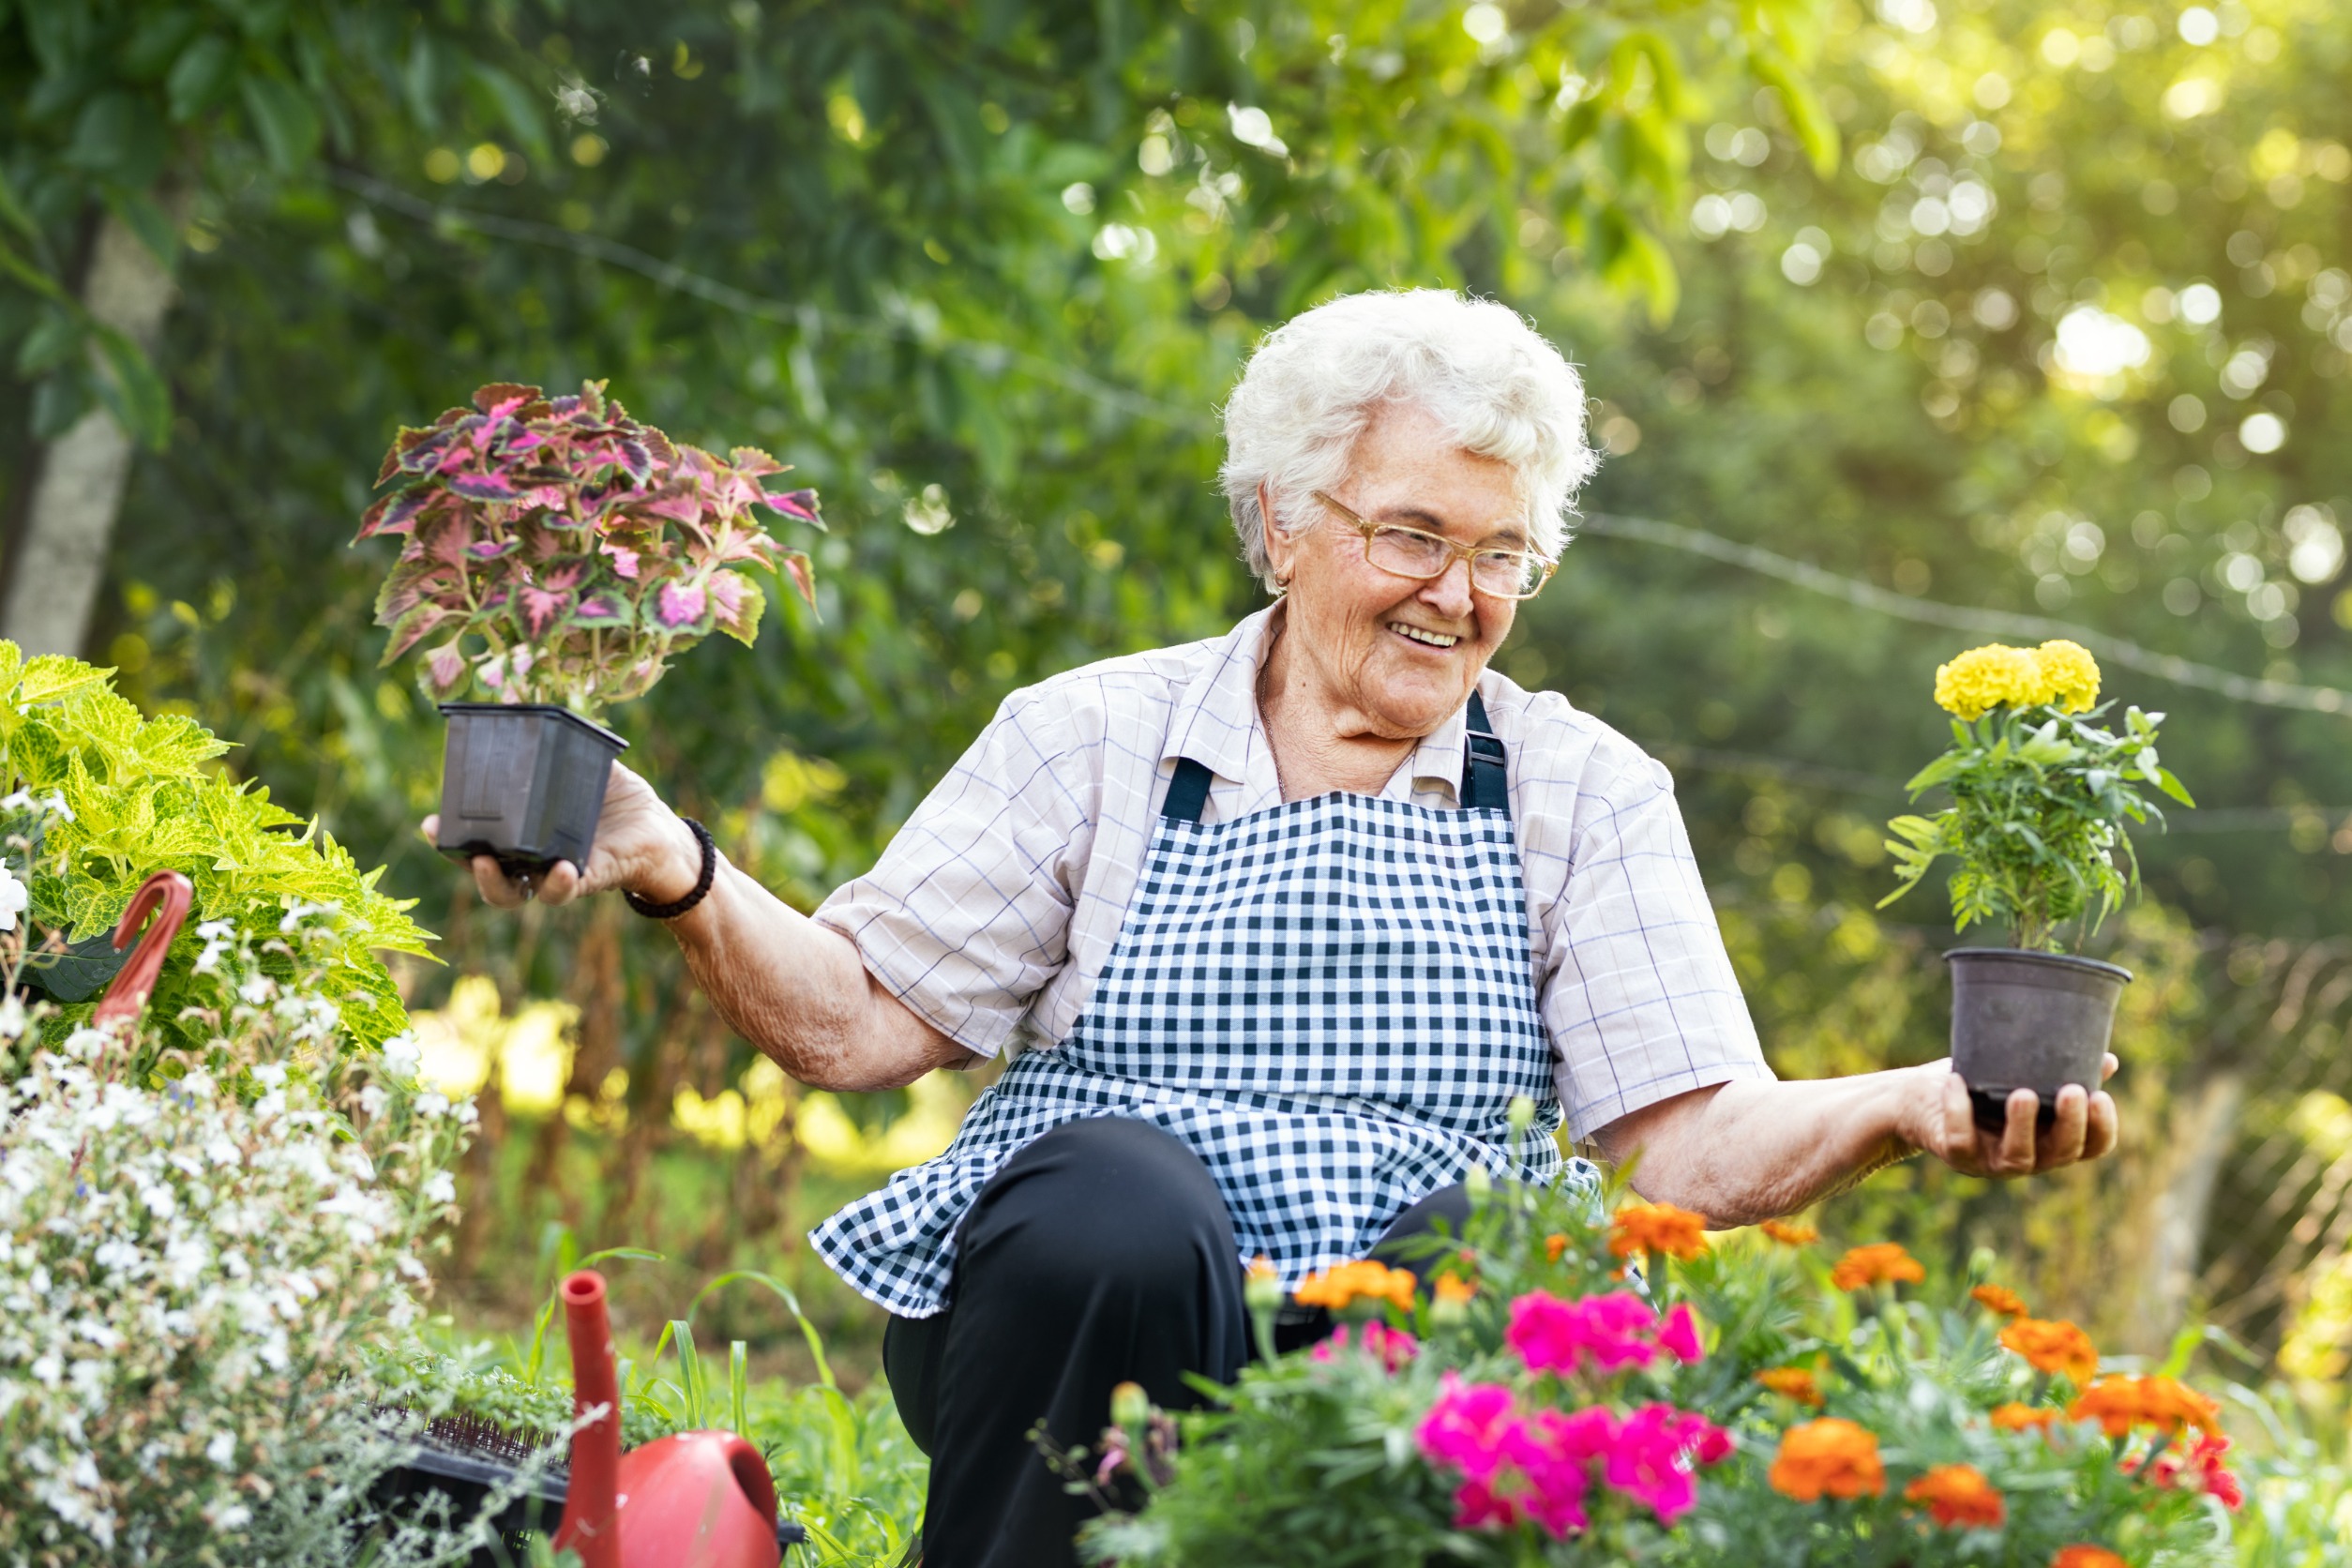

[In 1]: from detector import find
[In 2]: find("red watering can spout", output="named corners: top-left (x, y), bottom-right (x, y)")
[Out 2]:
top-left (91, 869), bottom-right (194, 1028)
top-left (552, 1269), bottom-right (784, 1568)
top-left (555, 1270), bottom-right (625, 1568)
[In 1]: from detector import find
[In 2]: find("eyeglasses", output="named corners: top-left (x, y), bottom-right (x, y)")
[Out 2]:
top-left (1309, 491), bottom-right (1557, 601)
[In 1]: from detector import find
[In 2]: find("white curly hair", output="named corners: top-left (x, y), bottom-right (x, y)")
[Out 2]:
top-left (1217, 289), bottom-right (1599, 590)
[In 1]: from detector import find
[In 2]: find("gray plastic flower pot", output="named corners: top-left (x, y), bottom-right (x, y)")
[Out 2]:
top-left (435, 703), bottom-right (626, 877)
top-left (1945, 947), bottom-right (2132, 1135)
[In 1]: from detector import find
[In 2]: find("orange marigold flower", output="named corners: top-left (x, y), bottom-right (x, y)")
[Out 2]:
top-left (1768, 1418), bottom-right (1886, 1502)
top-left (1906, 1463), bottom-right (2006, 1529)
top-left (1433, 1273), bottom-right (1477, 1305)
top-left (1292, 1259), bottom-right (1417, 1312)
top-left (1990, 1402), bottom-right (2060, 1433)
top-left (1609, 1202), bottom-right (1710, 1260)
top-left (1831, 1242), bottom-right (1927, 1291)
top-left (2069, 1375), bottom-right (2220, 1438)
top-left (1545, 1232), bottom-right (1570, 1262)
top-left (1999, 1317), bottom-right (2099, 1384)
top-left (1759, 1218), bottom-right (1819, 1246)
top-left (2050, 1548), bottom-right (2126, 1568)
top-left (1970, 1284), bottom-right (2028, 1318)
top-left (1756, 1366), bottom-right (1824, 1406)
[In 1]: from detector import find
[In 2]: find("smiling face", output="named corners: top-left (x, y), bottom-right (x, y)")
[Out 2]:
top-left (1260, 401), bottom-right (1529, 743)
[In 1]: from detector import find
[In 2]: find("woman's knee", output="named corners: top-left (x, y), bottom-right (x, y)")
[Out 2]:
top-left (961, 1118), bottom-right (1235, 1295)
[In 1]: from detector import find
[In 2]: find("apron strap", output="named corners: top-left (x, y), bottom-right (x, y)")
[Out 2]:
top-left (1461, 690), bottom-right (1510, 820)
top-left (1160, 757), bottom-right (1215, 823)
top-left (1161, 693), bottom-right (1511, 824)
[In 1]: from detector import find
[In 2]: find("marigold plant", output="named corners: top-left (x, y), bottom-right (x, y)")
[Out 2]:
top-left (1757, 1218), bottom-right (1818, 1246)
top-left (1970, 1283), bottom-right (2028, 1318)
top-left (1769, 1418), bottom-right (1887, 1501)
top-left (1607, 1201), bottom-right (1709, 1260)
top-left (1999, 1318), bottom-right (2101, 1384)
top-left (1067, 1178), bottom-right (2249, 1568)
top-left (1906, 1463), bottom-right (2006, 1529)
top-left (1830, 1242), bottom-right (1926, 1290)
top-left (1884, 640), bottom-right (2192, 952)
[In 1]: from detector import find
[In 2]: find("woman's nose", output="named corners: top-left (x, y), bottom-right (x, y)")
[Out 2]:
top-left (1418, 555), bottom-right (1478, 616)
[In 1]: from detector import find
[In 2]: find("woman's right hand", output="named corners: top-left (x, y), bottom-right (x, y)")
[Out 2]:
top-left (423, 761), bottom-right (701, 910)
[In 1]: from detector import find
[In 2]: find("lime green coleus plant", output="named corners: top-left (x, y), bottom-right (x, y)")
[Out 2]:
top-left (0, 645), bottom-right (430, 1057)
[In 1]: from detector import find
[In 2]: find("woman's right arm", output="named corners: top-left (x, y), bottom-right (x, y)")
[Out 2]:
top-left (430, 762), bottom-right (976, 1092)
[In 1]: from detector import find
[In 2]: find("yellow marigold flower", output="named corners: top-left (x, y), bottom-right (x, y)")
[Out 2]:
top-left (2032, 639), bottom-right (2101, 712)
top-left (1999, 1317), bottom-right (2099, 1384)
top-left (1544, 1232), bottom-right (1570, 1262)
top-left (1970, 1284), bottom-right (2028, 1318)
top-left (1769, 1418), bottom-right (1885, 1501)
top-left (1990, 1401), bottom-right (2059, 1433)
top-left (1759, 1218), bottom-right (1819, 1246)
top-left (1756, 1366), bottom-right (1825, 1406)
top-left (1608, 1202), bottom-right (1710, 1260)
top-left (1433, 1273), bottom-right (1477, 1305)
top-left (1293, 1259), bottom-right (1417, 1312)
top-left (1934, 643), bottom-right (2043, 719)
top-left (1830, 1242), bottom-right (1926, 1291)
top-left (1906, 1463), bottom-right (2006, 1529)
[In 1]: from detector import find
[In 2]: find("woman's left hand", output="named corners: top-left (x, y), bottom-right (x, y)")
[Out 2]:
top-left (1898, 1054), bottom-right (2120, 1178)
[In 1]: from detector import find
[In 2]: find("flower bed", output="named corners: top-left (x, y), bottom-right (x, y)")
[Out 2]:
top-left (1069, 1153), bottom-right (2242, 1566)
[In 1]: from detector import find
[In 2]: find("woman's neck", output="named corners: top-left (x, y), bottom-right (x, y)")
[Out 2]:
top-left (1256, 612), bottom-right (1419, 801)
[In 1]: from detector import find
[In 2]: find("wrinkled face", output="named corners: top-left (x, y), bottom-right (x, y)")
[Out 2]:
top-left (1262, 402), bottom-right (1528, 740)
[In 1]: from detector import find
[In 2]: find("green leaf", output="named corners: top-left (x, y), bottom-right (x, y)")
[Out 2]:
top-left (2155, 769), bottom-right (2195, 807)
top-left (18, 931), bottom-right (132, 1003)
top-left (239, 72), bottom-right (323, 173)
top-left (467, 62), bottom-right (550, 161)
top-left (168, 34), bottom-right (238, 122)
top-left (91, 325), bottom-right (173, 450)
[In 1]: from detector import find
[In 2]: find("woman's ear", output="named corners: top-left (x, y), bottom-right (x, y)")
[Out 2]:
top-left (1259, 481), bottom-right (1295, 586)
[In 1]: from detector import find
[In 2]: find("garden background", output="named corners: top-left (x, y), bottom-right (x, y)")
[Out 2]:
top-left (6, 0), bottom-right (2352, 1540)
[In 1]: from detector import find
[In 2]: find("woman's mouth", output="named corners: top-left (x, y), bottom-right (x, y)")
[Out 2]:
top-left (1388, 621), bottom-right (1460, 649)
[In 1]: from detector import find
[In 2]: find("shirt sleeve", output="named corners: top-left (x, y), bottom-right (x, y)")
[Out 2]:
top-left (813, 688), bottom-right (1099, 1059)
top-left (1536, 746), bottom-right (1774, 1140)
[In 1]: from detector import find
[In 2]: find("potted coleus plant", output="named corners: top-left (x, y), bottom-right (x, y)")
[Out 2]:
top-left (354, 381), bottom-right (821, 874)
top-left (1881, 640), bottom-right (2193, 1131)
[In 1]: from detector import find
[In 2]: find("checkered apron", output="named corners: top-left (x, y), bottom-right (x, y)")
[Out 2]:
top-left (813, 695), bottom-right (1583, 1317)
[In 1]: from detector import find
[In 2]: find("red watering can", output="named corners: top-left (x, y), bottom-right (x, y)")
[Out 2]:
top-left (554, 1269), bottom-right (787, 1568)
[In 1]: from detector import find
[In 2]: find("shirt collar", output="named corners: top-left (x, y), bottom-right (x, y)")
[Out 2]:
top-left (1164, 604), bottom-right (1478, 805)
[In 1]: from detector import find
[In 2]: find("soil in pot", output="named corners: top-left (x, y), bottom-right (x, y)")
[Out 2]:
top-left (435, 703), bottom-right (626, 877)
top-left (1945, 948), bottom-right (2132, 1135)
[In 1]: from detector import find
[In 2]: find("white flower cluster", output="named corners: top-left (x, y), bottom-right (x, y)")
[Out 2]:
top-left (0, 911), bottom-right (470, 1561)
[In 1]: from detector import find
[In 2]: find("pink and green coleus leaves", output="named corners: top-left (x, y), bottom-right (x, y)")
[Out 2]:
top-left (354, 380), bottom-right (821, 716)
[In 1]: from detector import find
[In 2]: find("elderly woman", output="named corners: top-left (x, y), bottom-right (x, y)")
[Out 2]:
top-left (447, 290), bottom-right (2118, 1567)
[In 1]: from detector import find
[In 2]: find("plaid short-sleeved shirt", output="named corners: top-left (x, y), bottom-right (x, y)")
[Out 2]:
top-left (816, 605), bottom-right (1772, 1141)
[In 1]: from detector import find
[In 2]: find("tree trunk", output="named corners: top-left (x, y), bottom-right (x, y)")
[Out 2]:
top-left (2131, 1069), bottom-right (2244, 1354)
top-left (2, 209), bottom-right (178, 657)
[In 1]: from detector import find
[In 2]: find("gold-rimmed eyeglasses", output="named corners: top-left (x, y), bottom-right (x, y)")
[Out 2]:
top-left (1309, 490), bottom-right (1558, 601)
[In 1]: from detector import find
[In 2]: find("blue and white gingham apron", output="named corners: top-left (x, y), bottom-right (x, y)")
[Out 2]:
top-left (813, 694), bottom-right (1585, 1317)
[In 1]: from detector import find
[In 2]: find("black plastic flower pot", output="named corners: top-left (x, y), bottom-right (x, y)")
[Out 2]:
top-left (1945, 947), bottom-right (2132, 1134)
top-left (435, 703), bottom-right (626, 877)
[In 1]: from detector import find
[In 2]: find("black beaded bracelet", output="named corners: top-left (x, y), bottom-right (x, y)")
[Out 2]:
top-left (625, 816), bottom-right (717, 920)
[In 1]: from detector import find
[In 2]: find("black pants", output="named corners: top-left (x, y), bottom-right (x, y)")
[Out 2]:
top-left (881, 1117), bottom-right (1472, 1568)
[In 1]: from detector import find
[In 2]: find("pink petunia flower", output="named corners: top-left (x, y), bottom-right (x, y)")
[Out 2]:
top-left (1311, 1321), bottom-right (1420, 1374)
top-left (1657, 1304), bottom-right (1706, 1363)
top-left (1506, 1290), bottom-right (1661, 1377)
top-left (1415, 1376), bottom-right (1517, 1482)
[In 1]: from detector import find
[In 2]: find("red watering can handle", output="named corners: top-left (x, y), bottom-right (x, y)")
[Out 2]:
top-left (91, 870), bottom-right (194, 1028)
top-left (555, 1270), bottom-right (625, 1568)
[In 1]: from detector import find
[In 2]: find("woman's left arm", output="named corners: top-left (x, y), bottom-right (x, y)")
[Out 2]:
top-left (1592, 1058), bottom-right (2119, 1228)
